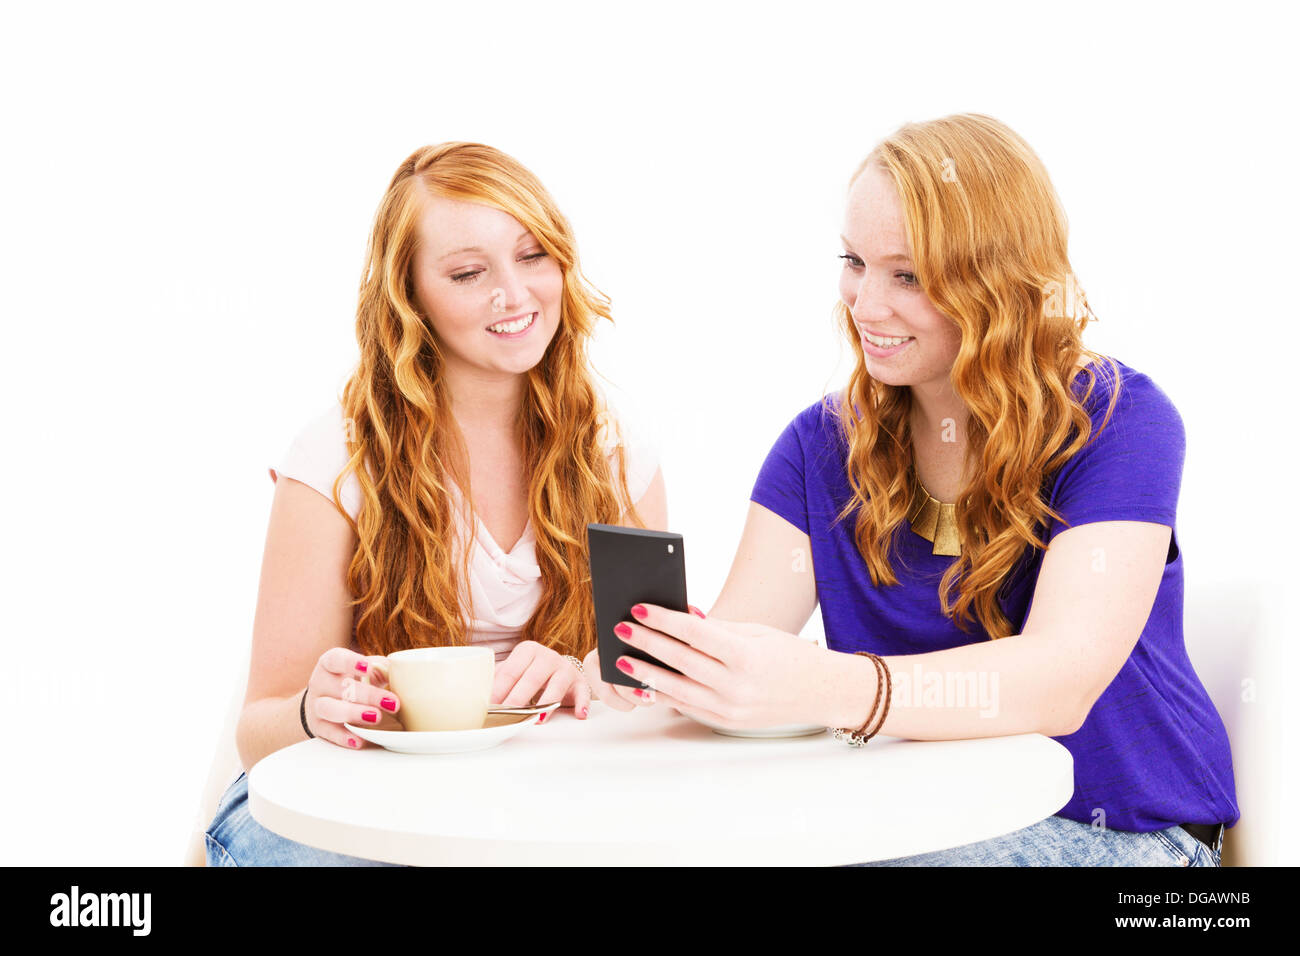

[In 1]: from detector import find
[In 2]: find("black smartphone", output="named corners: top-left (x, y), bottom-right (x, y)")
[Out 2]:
top-left (587, 523), bottom-right (689, 688)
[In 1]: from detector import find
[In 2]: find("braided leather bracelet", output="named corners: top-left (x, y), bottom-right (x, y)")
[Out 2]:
top-left (831, 651), bottom-right (892, 746)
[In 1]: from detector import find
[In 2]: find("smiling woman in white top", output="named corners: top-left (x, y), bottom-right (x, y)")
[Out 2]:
top-left (205, 143), bottom-right (666, 867)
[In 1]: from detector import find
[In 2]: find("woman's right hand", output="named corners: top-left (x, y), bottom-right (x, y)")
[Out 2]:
top-left (586, 601), bottom-right (708, 711)
top-left (302, 648), bottom-right (402, 748)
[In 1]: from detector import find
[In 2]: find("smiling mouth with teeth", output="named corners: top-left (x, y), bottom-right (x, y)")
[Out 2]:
top-left (863, 331), bottom-right (914, 348)
top-left (487, 312), bottom-right (536, 335)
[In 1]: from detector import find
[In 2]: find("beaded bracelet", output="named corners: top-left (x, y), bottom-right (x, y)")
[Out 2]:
top-left (831, 651), bottom-right (892, 747)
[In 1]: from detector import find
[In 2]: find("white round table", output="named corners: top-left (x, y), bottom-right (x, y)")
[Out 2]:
top-left (248, 703), bottom-right (1074, 865)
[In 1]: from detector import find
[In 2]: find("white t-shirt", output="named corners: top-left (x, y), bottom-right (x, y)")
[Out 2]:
top-left (268, 400), bottom-right (660, 662)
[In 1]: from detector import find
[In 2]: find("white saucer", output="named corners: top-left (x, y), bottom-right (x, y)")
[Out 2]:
top-left (345, 704), bottom-right (558, 755)
top-left (686, 715), bottom-right (827, 739)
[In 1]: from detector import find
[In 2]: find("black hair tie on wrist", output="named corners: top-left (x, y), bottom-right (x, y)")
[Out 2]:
top-left (300, 687), bottom-right (315, 739)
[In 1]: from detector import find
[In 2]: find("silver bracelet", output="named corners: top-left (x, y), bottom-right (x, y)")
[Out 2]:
top-left (562, 654), bottom-right (584, 672)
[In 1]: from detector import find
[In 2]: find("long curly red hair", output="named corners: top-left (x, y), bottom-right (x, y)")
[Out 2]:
top-left (328, 143), bottom-right (642, 658)
top-left (832, 114), bottom-right (1121, 638)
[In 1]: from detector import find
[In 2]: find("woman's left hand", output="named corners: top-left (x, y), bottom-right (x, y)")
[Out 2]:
top-left (493, 641), bottom-right (593, 719)
top-left (612, 604), bottom-right (832, 729)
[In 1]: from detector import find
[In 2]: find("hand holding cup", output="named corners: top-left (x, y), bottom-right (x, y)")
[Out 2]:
top-left (303, 647), bottom-right (403, 749)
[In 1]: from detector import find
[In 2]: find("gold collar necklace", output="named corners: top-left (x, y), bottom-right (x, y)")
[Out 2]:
top-left (907, 472), bottom-right (963, 556)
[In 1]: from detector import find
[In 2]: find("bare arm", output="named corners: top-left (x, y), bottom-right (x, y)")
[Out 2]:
top-left (628, 466), bottom-right (668, 531)
top-left (235, 476), bottom-right (361, 771)
top-left (823, 519), bottom-right (1171, 737)
top-left (691, 501), bottom-right (1169, 738)
top-left (709, 503), bottom-right (817, 635)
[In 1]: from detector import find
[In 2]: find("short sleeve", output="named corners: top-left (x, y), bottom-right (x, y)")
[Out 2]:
top-left (749, 402), bottom-right (820, 535)
top-left (1046, 365), bottom-right (1185, 541)
top-left (269, 404), bottom-right (362, 521)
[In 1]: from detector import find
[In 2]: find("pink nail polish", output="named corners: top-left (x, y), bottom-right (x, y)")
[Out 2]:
top-left (616, 658), bottom-right (634, 674)
top-left (614, 622), bottom-right (633, 639)
top-left (630, 604), bottom-right (648, 620)
top-left (348, 738), bottom-right (358, 748)
top-left (689, 605), bottom-right (706, 619)
top-left (355, 661), bottom-right (368, 672)
top-left (538, 712), bottom-right (547, 723)
top-left (362, 710), bottom-right (379, 723)
top-left (380, 697), bottom-right (397, 712)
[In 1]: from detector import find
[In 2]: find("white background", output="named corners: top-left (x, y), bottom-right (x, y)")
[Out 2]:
top-left (1, 0), bottom-right (1294, 865)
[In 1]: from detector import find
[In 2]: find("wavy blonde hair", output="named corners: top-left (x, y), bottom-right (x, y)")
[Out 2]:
top-left (832, 113), bottom-right (1121, 639)
top-left (328, 143), bottom-right (641, 658)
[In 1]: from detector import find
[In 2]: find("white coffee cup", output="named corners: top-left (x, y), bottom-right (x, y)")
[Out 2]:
top-left (361, 647), bottom-right (495, 732)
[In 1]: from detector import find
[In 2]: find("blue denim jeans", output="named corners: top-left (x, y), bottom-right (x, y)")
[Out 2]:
top-left (853, 813), bottom-right (1224, 866)
top-left (205, 772), bottom-right (407, 867)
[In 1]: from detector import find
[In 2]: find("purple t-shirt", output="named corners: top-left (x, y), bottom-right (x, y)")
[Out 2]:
top-left (750, 358), bottom-right (1239, 833)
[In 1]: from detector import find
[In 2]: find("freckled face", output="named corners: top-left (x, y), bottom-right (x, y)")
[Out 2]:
top-left (410, 193), bottom-right (564, 380)
top-left (838, 165), bottom-right (962, 390)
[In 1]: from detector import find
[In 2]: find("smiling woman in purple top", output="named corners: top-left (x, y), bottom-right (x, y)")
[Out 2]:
top-left (608, 113), bottom-right (1238, 866)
